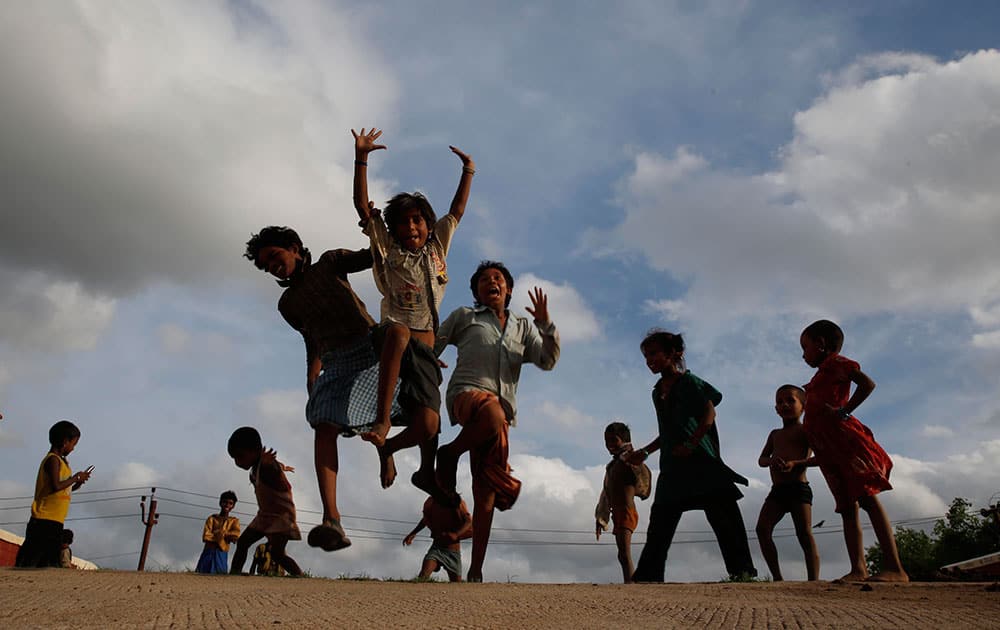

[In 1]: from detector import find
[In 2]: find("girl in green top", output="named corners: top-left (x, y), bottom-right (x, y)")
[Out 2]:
top-left (628, 330), bottom-right (756, 582)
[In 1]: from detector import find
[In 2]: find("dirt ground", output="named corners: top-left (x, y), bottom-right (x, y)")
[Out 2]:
top-left (1, 569), bottom-right (998, 629)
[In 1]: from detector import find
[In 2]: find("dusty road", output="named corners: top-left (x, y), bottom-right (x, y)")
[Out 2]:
top-left (1, 569), bottom-right (998, 629)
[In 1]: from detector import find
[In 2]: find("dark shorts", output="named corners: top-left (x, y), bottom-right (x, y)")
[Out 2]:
top-left (764, 481), bottom-right (813, 512)
top-left (372, 323), bottom-right (442, 416)
top-left (424, 544), bottom-right (462, 577)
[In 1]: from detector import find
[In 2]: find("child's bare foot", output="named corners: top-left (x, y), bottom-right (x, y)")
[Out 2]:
top-left (362, 421), bottom-right (390, 447)
top-left (378, 448), bottom-right (397, 488)
top-left (834, 571), bottom-right (868, 583)
top-left (867, 570), bottom-right (909, 583)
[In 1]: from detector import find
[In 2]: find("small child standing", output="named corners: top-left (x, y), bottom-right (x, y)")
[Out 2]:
top-left (800, 319), bottom-right (908, 582)
top-left (402, 495), bottom-right (473, 582)
top-left (59, 529), bottom-right (75, 568)
top-left (227, 427), bottom-right (302, 577)
top-left (595, 422), bottom-right (651, 583)
top-left (16, 421), bottom-right (93, 567)
top-left (755, 385), bottom-right (819, 581)
top-left (195, 490), bottom-right (241, 574)
top-left (352, 127), bottom-right (474, 494)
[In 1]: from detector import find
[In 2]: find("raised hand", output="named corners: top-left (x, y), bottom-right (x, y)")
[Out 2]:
top-left (281, 463), bottom-right (295, 473)
top-left (352, 128), bottom-right (386, 155)
top-left (450, 145), bottom-right (475, 172)
top-left (525, 287), bottom-right (549, 325)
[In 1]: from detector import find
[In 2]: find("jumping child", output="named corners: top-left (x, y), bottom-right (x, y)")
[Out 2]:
top-left (227, 427), bottom-right (302, 577)
top-left (755, 385), bottom-right (819, 581)
top-left (402, 495), bottom-right (473, 582)
top-left (245, 226), bottom-right (394, 552)
top-left (595, 421), bottom-right (651, 583)
top-left (351, 127), bottom-right (474, 493)
top-left (16, 421), bottom-right (93, 567)
top-left (195, 490), bottom-right (241, 574)
top-left (799, 320), bottom-right (908, 582)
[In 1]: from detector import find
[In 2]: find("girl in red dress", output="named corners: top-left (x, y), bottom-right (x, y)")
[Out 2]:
top-left (800, 320), bottom-right (908, 582)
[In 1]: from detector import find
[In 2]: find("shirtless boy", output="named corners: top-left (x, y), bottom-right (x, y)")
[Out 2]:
top-left (755, 384), bottom-right (820, 581)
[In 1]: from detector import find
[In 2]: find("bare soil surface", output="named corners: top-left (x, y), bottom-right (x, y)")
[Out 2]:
top-left (2, 569), bottom-right (998, 629)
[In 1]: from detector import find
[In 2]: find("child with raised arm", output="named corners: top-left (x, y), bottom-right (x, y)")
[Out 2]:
top-left (195, 490), bottom-right (241, 574)
top-left (755, 385), bottom-right (819, 581)
top-left (800, 319), bottom-right (908, 582)
top-left (352, 127), bottom-right (475, 494)
top-left (16, 421), bottom-right (93, 567)
top-left (227, 427), bottom-right (302, 577)
top-left (403, 495), bottom-right (473, 582)
top-left (595, 422), bottom-right (651, 583)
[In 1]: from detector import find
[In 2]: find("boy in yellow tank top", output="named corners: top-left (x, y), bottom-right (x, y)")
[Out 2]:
top-left (15, 421), bottom-right (93, 567)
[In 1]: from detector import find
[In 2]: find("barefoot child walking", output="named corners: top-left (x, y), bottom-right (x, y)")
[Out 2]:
top-left (195, 491), bottom-right (241, 574)
top-left (595, 422), bottom-right (651, 583)
top-left (227, 427), bottom-right (302, 577)
top-left (352, 127), bottom-right (475, 494)
top-left (16, 421), bottom-right (93, 567)
top-left (755, 385), bottom-right (819, 581)
top-left (799, 319), bottom-right (908, 582)
top-left (402, 495), bottom-right (473, 582)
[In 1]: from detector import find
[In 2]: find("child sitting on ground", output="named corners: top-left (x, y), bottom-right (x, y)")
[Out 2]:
top-left (249, 542), bottom-right (287, 577)
top-left (227, 427), bottom-right (302, 577)
top-left (352, 127), bottom-right (475, 494)
top-left (16, 421), bottom-right (93, 567)
top-left (59, 529), bottom-right (75, 568)
top-left (800, 319), bottom-right (908, 582)
top-left (755, 385), bottom-right (819, 581)
top-left (403, 495), bottom-right (473, 582)
top-left (595, 421), bottom-right (651, 583)
top-left (195, 490), bottom-right (241, 574)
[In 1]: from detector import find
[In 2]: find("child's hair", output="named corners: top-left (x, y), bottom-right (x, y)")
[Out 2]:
top-left (384, 192), bottom-right (436, 236)
top-left (219, 490), bottom-right (238, 505)
top-left (243, 226), bottom-right (310, 269)
top-left (48, 421), bottom-right (80, 447)
top-left (61, 529), bottom-right (74, 545)
top-left (640, 329), bottom-right (685, 354)
top-left (227, 427), bottom-right (263, 457)
top-left (470, 260), bottom-right (515, 307)
top-left (776, 384), bottom-right (806, 403)
top-left (802, 319), bottom-right (844, 353)
top-left (604, 421), bottom-right (631, 443)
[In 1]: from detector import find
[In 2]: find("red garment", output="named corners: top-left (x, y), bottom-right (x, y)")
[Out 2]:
top-left (453, 390), bottom-right (522, 511)
top-left (803, 353), bottom-right (892, 513)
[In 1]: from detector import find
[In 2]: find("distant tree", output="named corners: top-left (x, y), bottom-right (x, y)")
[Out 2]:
top-left (866, 497), bottom-right (999, 580)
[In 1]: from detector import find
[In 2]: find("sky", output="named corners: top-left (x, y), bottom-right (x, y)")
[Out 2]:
top-left (1, 0), bottom-right (999, 583)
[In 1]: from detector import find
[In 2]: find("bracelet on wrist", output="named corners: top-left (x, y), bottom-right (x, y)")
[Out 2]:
top-left (355, 160), bottom-right (367, 166)
top-left (463, 167), bottom-right (476, 174)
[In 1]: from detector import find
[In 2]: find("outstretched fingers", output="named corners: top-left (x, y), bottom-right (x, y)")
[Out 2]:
top-left (352, 127), bottom-right (386, 152)
top-left (525, 287), bottom-right (549, 323)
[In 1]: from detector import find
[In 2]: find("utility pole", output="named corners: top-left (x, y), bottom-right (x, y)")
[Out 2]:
top-left (137, 488), bottom-right (159, 571)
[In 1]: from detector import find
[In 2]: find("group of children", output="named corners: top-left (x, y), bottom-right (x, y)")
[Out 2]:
top-left (595, 321), bottom-right (907, 583)
top-left (15, 127), bottom-right (908, 585)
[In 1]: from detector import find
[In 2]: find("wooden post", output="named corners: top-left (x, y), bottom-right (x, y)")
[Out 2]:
top-left (137, 488), bottom-right (158, 571)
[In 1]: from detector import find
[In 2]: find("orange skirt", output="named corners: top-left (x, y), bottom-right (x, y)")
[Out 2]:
top-left (452, 390), bottom-right (522, 511)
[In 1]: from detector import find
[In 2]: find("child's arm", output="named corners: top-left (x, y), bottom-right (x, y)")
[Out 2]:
top-left (446, 509), bottom-right (474, 543)
top-left (46, 458), bottom-right (91, 494)
top-left (202, 516), bottom-right (217, 544)
top-left (757, 431), bottom-right (776, 468)
top-left (626, 438), bottom-right (661, 465)
top-left (225, 518), bottom-right (241, 543)
top-left (446, 146), bottom-right (475, 222)
top-left (402, 518), bottom-right (426, 546)
top-left (523, 288), bottom-right (560, 370)
top-left (839, 367), bottom-right (876, 418)
top-left (672, 401), bottom-right (715, 457)
top-left (352, 128), bottom-right (386, 224)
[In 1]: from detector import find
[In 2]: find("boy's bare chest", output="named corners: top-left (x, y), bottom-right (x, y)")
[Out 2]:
top-left (772, 426), bottom-right (809, 458)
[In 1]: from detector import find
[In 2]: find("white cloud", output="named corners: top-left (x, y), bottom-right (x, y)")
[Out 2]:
top-left (0, 271), bottom-right (116, 351)
top-left (971, 330), bottom-right (1000, 349)
top-left (0, 2), bottom-right (397, 296)
top-left (645, 298), bottom-right (689, 322)
top-left (599, 50), bottom-right (1000, 339)
top-left (510, 273), bottom-right (600, 343)
top-left (920, 425), bottom-right (954, 438)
